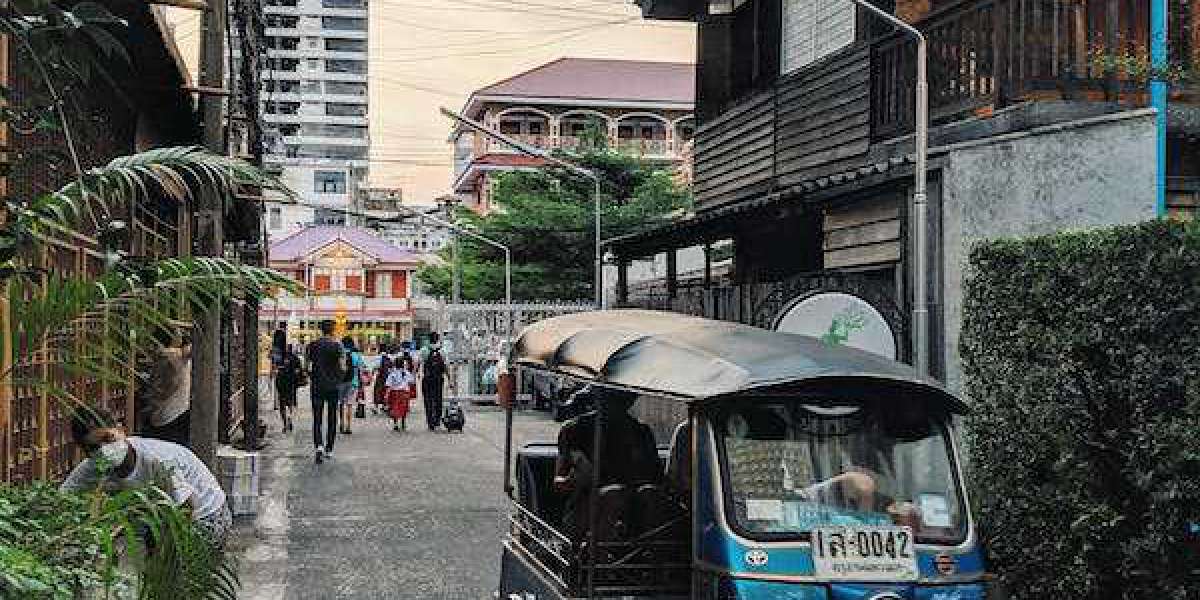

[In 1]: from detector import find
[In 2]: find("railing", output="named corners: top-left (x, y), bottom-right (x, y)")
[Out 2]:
top-left (871, 0), bottom-right (1200, 139)
top-left (616, 137), bottom-right (673, 156)
top-left (488, 134), bottom-right (551, 153)
top-left (557, 135), bottom-right (605, 153)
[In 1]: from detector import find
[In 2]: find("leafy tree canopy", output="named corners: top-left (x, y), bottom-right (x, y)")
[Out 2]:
top-left (418, 151), bottom-right (691, 301)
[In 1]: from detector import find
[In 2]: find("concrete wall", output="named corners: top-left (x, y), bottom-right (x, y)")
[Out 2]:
top-left (940, 109), bottom-right (1158, 394)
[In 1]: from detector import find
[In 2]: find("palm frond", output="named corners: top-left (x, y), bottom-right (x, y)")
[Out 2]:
top-left (12, 146), bottom-right (293, 244)
top-left (7, 257), bottom-right (302, 388)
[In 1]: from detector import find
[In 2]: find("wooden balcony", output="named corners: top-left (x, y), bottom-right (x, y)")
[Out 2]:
top-left (871, 0), bottom-right (1200, 139)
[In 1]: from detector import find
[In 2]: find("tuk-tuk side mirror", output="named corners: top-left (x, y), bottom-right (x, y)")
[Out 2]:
top-left (497, 372), bottom-right (516, 409)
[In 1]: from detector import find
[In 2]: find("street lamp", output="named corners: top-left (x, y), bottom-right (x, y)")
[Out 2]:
top-left (439, 107), bottom-right (605, 309)
top-left (853, 0), bottom-right (930, 376)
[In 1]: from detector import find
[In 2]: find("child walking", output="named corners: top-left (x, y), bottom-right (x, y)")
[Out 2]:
top-left (386, 355), bottom-right (416, 431)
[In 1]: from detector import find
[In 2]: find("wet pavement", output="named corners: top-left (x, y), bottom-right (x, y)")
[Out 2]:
top-left (231, 382), bottom-right (559, 599)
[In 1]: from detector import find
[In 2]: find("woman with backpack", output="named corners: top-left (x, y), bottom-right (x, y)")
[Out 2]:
top-left (274, 345), bottom-right (305, 432)
top-left (420, 332), bottom-right (448, 432)
top-left (339, 337), bottom-right (365, 435)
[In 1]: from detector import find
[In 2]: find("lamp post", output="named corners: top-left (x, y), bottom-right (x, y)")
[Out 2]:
top-left (379, 206), bottom-right (516, 492)
top-left (439, 107), bottom-right (605, 309)
top-left (853, 0), bottom-right (930, 376)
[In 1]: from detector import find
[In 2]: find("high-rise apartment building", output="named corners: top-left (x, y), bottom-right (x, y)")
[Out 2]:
top-left (259, 0), bottom-right (370, 240)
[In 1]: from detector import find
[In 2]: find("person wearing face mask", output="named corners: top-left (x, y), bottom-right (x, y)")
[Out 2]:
top-left (60, 407), bottom-right (232, 549)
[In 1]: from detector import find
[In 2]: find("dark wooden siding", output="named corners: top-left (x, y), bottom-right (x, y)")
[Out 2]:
top-left (692, 43), bottom-right (872, 210)
top-left (692, 90), bottom-right (775, 207)
top-left (776, 44), bottom-right (872, 187)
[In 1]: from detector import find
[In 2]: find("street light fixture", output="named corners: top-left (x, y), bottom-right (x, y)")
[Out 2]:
top-left (439, 106), bottom-right (605, 309)
top-left (853, 0), bottom-right (930, 376)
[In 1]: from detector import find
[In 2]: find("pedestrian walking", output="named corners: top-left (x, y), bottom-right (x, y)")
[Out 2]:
top-left (270, 323), bottom-right (287, 366)
top-left (62, 407), bottom-right (233, 550)
top-left (339, 336), bottom-right (365, 435)
top-left (420, 332), bottom-right (448, 431)
top-left (274, 345), bottom-right (304, 433)
top-left (373, 343), bottom-right (394, 415)
top-left (386, 355), bottom-right (416, 431)
top-left (306, 320), bottom-right (345, 463)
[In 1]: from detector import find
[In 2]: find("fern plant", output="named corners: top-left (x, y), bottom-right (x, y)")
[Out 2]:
top-left (0, 146), bottom-right (299, 600)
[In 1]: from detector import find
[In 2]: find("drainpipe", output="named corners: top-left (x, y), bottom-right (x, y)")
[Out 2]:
top-left (854, 0), bottom-right (930, 375)
top-left (1151, 0), bottom-right (1169, 217)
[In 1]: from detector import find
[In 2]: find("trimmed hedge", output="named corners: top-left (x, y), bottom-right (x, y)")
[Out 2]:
top-left (961, 220), bottom-right (1200, 600)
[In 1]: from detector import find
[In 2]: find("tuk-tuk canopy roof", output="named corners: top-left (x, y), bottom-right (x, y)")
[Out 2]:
top-left (512, 310), bottom-right (967, 413)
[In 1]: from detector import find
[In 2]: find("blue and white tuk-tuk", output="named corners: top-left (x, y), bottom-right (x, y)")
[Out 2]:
top-left (497, 310), bottom-right (996, 599)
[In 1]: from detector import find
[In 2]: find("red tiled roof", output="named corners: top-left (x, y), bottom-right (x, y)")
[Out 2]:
top-left (474, 58), bottom-right (695, 105)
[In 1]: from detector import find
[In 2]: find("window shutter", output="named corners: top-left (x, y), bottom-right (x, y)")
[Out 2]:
top-left (782, 0), bottom-right (856, 74)
top-left (314, 275), bottom-right (331, 291)
top-left (391, 272), bottom-right (408, 299)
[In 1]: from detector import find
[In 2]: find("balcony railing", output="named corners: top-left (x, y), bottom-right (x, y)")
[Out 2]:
top-left (481, 134), bottom-right (683, 157)
top-left (870, 0), bottom-right (1200, 139)
top-left (616, 137), bottom-right (672, 156)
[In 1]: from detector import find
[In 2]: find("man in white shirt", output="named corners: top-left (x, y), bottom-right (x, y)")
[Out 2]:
top-left (60, 408), bottom-right (232, 548)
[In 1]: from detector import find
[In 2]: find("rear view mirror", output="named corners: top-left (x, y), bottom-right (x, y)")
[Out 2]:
top-left (498, 372), bottom-right (515, 409)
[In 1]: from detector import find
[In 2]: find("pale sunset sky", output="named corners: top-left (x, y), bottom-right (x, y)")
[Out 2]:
top-left (165, 2), bottom-right (696, 204)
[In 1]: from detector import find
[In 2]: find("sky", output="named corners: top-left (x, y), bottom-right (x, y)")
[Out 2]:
top-left (165, 2), bottom-right (697, 204)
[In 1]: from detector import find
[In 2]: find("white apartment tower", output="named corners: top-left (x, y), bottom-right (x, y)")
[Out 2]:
top-left (260, 0), bottom-right (369, 240)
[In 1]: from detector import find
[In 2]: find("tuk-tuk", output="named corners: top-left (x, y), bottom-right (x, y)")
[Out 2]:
top-left (497, 310), bottom-right (994, 600)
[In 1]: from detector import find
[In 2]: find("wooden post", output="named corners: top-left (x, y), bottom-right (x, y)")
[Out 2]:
top-left (190, 0), bottom-right (227, 468)
top-left (666, 250), bottom-right (678, 300)
top-left (0, 15), bottom-right (10, 484)
top-left (243, 276), bottom-right (262, 450)
top-left (1104, 0), bottom-right (1120, 101)
top-left (703, 243), bottom-right (713, 289)
top-left (0, 291), bottom-right (11, 484)
top-left (616, 259), bottom-right (628, 306)
top-left (35, 255), bottom-right (48, 479)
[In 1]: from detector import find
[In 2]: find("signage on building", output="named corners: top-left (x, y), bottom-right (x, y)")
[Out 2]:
top-left (775, 292), bottom-right (896, 359)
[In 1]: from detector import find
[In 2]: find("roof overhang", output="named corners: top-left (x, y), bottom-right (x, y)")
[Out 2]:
top-left (452, 160), bottom-right (544, 193)
top-left (635, 0), bottom-right (706, 21)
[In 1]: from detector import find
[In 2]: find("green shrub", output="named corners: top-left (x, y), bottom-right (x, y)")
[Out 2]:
top-left (0, 482), bottom-right (237, 599)
top-left (961, 220), bottom-right (1200, 600)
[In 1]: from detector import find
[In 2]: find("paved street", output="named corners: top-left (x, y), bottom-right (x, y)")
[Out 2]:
top-left (231, 383), bottom-right (559, 599)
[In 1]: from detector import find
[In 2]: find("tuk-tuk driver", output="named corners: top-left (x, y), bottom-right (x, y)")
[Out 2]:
top-left (553, 386), bottom-right (660, 538)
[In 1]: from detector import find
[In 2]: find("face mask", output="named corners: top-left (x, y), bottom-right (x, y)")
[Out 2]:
top-left (94, 440), bottom-right (129, 467)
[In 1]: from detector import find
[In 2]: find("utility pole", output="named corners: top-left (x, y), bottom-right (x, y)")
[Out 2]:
top-left (191, 0), bottom-right (228, 468)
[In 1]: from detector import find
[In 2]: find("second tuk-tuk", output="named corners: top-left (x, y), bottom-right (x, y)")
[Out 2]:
top-left (497, 310), bottom-right (995, 600)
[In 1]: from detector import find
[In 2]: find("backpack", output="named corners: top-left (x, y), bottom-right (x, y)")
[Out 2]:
top-left (442, 401), bottom-right (465, 432)
top-left (424, 347), bottom-right (447, 381)
top-left (341, 349), bottom-right (356, 383)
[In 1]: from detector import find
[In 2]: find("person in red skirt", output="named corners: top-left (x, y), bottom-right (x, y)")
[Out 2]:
top-left (385, 354), bottom-right (416, 431)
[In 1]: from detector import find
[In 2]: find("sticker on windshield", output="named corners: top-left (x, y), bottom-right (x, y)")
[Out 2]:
top-left (745, 499), bottom-right (784, 521)
top-left (919, 493), bottom-right (953, 527)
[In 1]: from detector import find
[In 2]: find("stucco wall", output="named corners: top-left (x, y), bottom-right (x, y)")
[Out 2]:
top-left (941, 109), bottom-right (1158, 395)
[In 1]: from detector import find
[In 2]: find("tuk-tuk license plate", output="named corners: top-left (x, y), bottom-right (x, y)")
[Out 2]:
top-left (811, 526), bottom-right (919, 581)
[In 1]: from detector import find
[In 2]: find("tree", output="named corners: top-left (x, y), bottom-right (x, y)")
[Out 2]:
top-left (418, 151), bottom-right (691, 301)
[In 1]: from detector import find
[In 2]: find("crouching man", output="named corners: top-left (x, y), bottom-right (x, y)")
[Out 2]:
top-left (60, 408), bottom-right (232, 549)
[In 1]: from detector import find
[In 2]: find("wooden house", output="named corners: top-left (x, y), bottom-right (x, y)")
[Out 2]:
top-left (610, 0), bottom-right (1200, 391)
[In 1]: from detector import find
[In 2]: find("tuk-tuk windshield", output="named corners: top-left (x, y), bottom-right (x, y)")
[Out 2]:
top-left (717, 400), bottom-right (967, 545)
